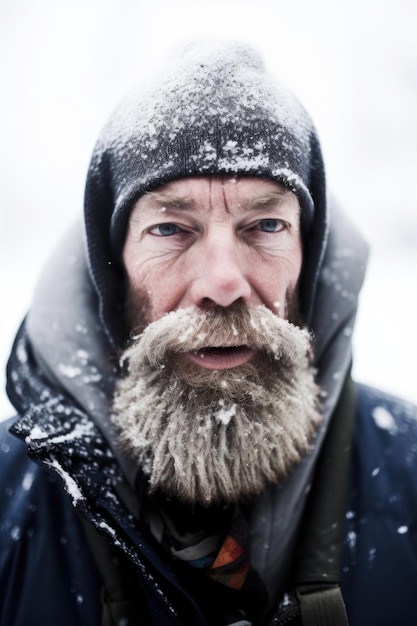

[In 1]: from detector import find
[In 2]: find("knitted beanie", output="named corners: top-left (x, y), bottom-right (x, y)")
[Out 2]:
top-left (84, 40), bottom-right (328, 348)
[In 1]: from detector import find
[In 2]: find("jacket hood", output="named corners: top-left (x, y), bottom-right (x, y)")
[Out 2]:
top-left (7, 196), bottom-right (368, 602)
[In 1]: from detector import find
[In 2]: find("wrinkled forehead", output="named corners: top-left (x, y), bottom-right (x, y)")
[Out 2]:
top-left (129, 175), bottom-right (301, 222)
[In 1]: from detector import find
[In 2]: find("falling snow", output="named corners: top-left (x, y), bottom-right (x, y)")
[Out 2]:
top-left (347, 531), bottom-right (357, 550)
top-left (372, 406), bottom-right (398, 435)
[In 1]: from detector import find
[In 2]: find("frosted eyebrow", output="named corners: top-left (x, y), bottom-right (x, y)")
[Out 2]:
top-left (243, 190), bottom-right (296, 212)
top-left (142, 191), bottom-right (196, 211)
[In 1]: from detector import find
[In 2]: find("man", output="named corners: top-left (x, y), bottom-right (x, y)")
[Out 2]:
top-left (1, 40), bottom-right (417, 626)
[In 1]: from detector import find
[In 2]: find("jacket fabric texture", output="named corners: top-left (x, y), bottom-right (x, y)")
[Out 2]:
top-left (2, 203), bottom-right (417, 626)
top-left (2, 374), bottom-right (417, 626)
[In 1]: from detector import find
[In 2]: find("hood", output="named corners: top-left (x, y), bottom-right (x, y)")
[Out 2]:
top-left (7, 196), bottom-right (368, 603)
top-left (249, 199), bottom-right (369, 596)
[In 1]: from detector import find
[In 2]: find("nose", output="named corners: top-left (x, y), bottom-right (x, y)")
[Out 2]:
top-left (189, 231), bottom-right (252, 309)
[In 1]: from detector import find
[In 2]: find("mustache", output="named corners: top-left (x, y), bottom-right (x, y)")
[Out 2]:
top-left (126, 304), bottom-right (313, 372)
top-left (113, 303), bottom-right (322, 505)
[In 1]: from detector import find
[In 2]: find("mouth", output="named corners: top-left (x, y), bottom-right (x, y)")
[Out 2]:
top-left (186, 345), bottom-right (255, 370)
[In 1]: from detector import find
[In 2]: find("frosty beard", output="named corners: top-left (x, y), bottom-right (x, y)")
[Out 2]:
top-left (112, 304), bottom-right (322, 507)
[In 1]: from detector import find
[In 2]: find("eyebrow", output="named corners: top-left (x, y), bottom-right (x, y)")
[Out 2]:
top-left (142, 188), bottom-right (294, 213)
top-left (243, 190), bottom-right (294, 212)
top-left (142, 192), bottom-right (196, 211)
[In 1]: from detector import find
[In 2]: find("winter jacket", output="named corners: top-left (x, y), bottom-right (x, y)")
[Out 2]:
top-left (2, 380), bottom-right (417, 626)
top-left (2, 202), bottom-right (417, 625)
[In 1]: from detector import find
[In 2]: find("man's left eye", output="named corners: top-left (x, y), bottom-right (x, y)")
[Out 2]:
top-left (150, 223), bottom-right (180, 236)
top-left (257, 219), bottom-right (283, 233)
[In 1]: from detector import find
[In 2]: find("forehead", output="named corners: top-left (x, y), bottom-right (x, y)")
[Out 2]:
top-left (131, 175), bottom-right (299, 216)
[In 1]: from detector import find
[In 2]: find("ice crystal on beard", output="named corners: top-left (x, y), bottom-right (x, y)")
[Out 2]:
top-left (215, 401), bottom-right (237, 426)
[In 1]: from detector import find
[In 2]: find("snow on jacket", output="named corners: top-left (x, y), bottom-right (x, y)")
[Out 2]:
top-left (2, 380), bottom-right (417, 626)
top-left (2, 202), bottom-right (417, 625)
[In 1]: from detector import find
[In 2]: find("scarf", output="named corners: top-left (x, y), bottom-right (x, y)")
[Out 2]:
top-left (144, 493), bottom-right (268, 624)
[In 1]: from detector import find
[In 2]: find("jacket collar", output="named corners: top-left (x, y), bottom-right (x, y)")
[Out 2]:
top-left (10, 198), bottom-right (369, 606)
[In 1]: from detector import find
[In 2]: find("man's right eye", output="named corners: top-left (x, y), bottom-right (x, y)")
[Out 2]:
top-left (149, 223), bottom-right (180, 236)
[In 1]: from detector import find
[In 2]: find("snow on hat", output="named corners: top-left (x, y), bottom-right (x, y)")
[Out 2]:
top-left (84, 40), bottom-right (328, 348)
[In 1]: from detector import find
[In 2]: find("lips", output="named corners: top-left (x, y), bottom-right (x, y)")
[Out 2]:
top-left (186, 345), bottom-right (255, 370)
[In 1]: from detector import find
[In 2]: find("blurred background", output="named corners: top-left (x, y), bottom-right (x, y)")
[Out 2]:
top-left (1, 0), bottom-right (416, 419)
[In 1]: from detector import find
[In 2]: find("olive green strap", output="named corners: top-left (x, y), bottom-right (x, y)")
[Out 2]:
top-left (294, 373), bottom-right (356, 625)
top-left (297, 584), bottom-right (348, 626)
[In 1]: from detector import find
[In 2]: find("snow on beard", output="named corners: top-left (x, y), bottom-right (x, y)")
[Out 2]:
top-left (112, 305), bottom-right (322, 507)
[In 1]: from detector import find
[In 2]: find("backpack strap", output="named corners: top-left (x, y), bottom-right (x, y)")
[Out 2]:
top-left (294, 372), bottom-right (356, 625)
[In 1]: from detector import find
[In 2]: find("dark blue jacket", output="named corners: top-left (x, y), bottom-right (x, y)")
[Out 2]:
top-left (2, 383), bottom-right (417, 626)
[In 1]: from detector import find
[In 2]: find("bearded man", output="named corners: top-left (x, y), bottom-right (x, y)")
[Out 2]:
top-left (2, 41), bottom-right (417, 626)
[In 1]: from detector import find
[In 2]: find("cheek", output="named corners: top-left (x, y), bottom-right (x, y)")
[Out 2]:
top-left (124, 255), bottom-right (188, 322)
top-left (252, 252), bottom-right (302, 314)
top-left (146, 281), bottom-right (185, 321)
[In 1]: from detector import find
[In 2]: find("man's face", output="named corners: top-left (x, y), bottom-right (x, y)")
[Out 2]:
top-left (123, 175), bottom-right (303, 345)
top-left (114, 175), bottom-right (320, 506)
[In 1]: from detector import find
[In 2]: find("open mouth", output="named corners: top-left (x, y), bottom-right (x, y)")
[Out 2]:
top-left (187, 345), bottom-right (255, 370)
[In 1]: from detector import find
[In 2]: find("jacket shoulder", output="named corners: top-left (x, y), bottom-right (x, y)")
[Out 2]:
top-left (353, 383), bottom-right (417, 488)
top-left (341, 384), bottom-right (417, 625)
top-left (356, 382), bottom-right (417, 425)
top-left (0, 418), bottom-right (101, 626)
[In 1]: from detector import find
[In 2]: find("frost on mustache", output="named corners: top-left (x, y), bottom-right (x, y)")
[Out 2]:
top-left (130, 305), bottom-right (312, 368)
top-left (112, 305), bottom-right (322, 505)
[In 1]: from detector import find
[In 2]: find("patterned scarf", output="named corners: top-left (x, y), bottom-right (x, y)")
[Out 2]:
top-left (198, 513), bottom-right (250, 590)
top-left (145, 497), bottom-right (268, 624)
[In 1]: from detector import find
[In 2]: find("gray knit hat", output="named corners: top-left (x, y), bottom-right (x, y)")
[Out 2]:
top-left (84, 40), bottom-right (328, 348)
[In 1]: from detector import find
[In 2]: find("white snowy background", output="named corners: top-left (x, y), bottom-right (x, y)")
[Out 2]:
top-left (1, 0), bottom-right (416, 419)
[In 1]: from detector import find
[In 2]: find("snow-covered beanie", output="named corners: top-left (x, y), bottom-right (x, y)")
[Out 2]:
top-left (84, 40), bottom-right (328, 349)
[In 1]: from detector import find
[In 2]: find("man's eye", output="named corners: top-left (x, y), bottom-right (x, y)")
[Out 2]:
top-left (149, 223), bottom-right (180, 236)
top-left (257, 219), bottom-right (284, 233)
